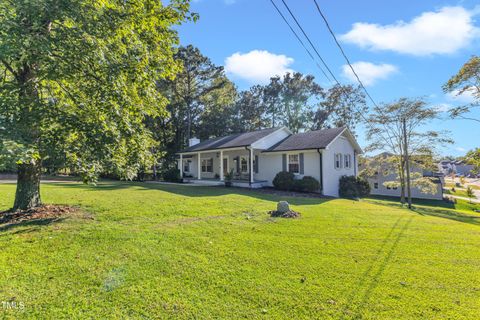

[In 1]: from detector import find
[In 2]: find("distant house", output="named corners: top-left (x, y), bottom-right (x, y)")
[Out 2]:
top-left (438, 159), bottom-right (475, 177)
top-left (176, 127), bottom-right (362, 197)
top-left (363, 153), bottom-right (443, 200)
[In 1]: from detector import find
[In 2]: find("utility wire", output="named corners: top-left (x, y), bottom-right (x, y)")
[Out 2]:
top-left (268, 0), bottom-right (332, 83)
top-left (279, 0), bottom-right (340, 85)
top-left (312, 0), bottom-right (378, 107)
top-left (268, 0), bottom-right (383, 142)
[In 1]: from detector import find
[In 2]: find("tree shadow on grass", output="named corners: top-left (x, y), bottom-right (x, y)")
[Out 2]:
top-left (0, 217), bottom-right (65, 235)
top-left (54, 181), bottom-right (334, 206)
top-left (363, 196), bottom-right (480, 226)
top-left (341, 216), bottom-right (413, 319)
top-left (411, 207), bottom-right (480, 226)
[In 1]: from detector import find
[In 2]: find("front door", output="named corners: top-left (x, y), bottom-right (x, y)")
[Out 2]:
top-left (223, 157), bottom-right (229, 176)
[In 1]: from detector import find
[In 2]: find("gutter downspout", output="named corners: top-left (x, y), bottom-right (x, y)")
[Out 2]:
top-left (317, 149), bottom-right (323, 195)
top-left (354, 150), bottom-right (357, 176)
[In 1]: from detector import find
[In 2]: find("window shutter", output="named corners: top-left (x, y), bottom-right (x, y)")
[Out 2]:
top-left (299, 153), bottom-right (304, 174)
top-left (254, 155), bottom-right (259, 173)
top-left (282, 154), bottom-right (287, 171)
top-left (235, 156), bottom-right (240, 173)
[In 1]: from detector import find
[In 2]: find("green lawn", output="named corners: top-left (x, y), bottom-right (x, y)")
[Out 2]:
top-left (444, 188), bottom-right (477, 199)
top-left (0, 181), bottom-right (480, 319)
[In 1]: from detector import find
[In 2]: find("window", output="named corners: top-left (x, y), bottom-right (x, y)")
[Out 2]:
top-left (201, 158), bottom-right (213, 173)
top-left (344, 154), bottom-right (351, 168)
top-left (288, 154), bottom-right (300, 174)
top-left (240, 157), bottom-right (248, 172)
top-left (183, 160), bottom-right (191, 173)
top-left (374, 182), bottom-right (378, 189)
top-left (335, 153), bottom-right (342, 169)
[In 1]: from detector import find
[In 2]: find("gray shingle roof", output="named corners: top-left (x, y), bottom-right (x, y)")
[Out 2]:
top-left (178, 127), bottom-right (281, 153)
top-left (264, 127), bottom-right (346, 152)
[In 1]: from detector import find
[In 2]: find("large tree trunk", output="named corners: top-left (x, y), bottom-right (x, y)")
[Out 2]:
top-left (13, 162), bottom-right (42, 211)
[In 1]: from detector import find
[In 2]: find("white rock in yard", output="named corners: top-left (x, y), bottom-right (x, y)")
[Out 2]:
top-left (277, 201), bottom-right (290, 213)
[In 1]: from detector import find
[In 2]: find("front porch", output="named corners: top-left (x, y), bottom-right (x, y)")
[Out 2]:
top-left (182, 177), bottom-right (268, 188)
top-left (178, 147), bottom-right (262, 187)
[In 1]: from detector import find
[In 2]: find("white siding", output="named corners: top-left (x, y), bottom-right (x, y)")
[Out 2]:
top-left (368, 167), bottom-right (443, 200)
top-left (256, 153), bottom-right (283, 184)
top-left (257, 150), bottom-right (321, 188)
top-left (322, 134), bottom-right (356, 197)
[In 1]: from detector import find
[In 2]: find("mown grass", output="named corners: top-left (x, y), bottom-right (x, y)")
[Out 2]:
top-left (444, 188), bottom-right (477, 199)
top-left (0, 181), bottom-right (480, 319)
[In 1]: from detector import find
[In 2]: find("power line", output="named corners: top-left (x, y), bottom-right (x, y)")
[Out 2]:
top-left (312, 0), bottom-right (378, 107)
top-left (279, 0), bottom-right (340, 85)
top-left (268, 0), bottom-right (332, 83)
top-left (268, 0), bottom-right (379, 134)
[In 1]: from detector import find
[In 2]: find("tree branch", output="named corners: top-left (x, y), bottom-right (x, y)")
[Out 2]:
top-left (1, 59), bottom-right (19, 82)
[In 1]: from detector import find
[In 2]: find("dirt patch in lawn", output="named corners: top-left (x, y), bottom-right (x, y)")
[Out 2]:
top-left (269, 210), bottom-right (301, 218)
top-left (0, 205), bottom-right (84, 224)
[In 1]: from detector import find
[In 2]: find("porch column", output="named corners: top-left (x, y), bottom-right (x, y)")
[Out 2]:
top-left (249, 148), bottom-right (254, 184)
top-left (179, 154), bottom-right (183, 178)
top-left (220, 150), bottom-right (224, 181)
top-left (197, 152), bottom-right (201, 180)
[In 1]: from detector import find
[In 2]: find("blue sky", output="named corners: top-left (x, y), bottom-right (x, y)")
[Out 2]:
top-left (177, 0), bottom-right (480, 157)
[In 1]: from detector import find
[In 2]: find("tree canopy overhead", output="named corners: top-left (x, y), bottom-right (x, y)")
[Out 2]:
top-left (0, 0), bottom-right (196, 210)
top-left (443, 55), bottom-right (480, 123)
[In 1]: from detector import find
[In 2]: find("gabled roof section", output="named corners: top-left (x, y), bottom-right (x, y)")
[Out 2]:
top-left (264, 127), bottom-right (362, 153)
top-left (178, 127), bottom-right (283, 153)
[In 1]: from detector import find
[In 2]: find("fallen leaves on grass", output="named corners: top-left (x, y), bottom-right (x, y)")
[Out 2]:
top-left (0, 205), bottom-right (80, 224)
top-left (268, 210), bottom-right (301, 218)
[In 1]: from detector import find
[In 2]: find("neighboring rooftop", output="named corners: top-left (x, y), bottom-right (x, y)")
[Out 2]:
top-left (178, 127), bottom-right (281, 153)
top-left (264, 127), bottom-right (347, 152)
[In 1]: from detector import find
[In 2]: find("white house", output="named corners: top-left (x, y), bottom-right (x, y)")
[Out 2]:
top-left (365, 153), bottom-right (443, 200)
top-left (176, 126), bottom-right (362, 197)
top-left (438, 159), bottom-right (475, 177)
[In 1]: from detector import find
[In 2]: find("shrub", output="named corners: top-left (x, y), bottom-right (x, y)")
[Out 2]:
top-left (294, 176), bottom-right (320, 192)
top-left (162, 167), bottom-right (182, 183)
top-left (273, 172), bottom-right (320, 193)
top-left (272, 171), bottom-right (295, 191)
top-left (339, 175), bottom-right (370, 198)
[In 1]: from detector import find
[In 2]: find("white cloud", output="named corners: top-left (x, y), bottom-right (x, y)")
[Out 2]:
top-left (341, 61), bottom-right (397, 86)
top-left (224, 50), bottom-right (294, 83)
top-left (446, 89), bottom-right (477, 103)
top-left (435, 103), bottom-right (453, 112)
top-left (456, 147), bottom-right (467, 152)
top-left (340, 6), bottom-right (480, 56)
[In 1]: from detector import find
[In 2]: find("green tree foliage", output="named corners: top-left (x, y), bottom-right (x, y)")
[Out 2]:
top-left (466, 186), bottom-right (475, 203)
top-left (235, 72), bottom-right (366, 134)
top-left (314, 84), bottom-right (367, 132)
top-left (280, 73), bottom-right (323, 133)
top-left (154, 45), bottom-right (236, 168)
top-left (443, 55), bottom-right (480, 123)
top-left (0, 0), bottom-right (195, 210)
top-left (464, 148), bottom-right (480, 174)
top-left (233, 85), bottom-right (268, 132)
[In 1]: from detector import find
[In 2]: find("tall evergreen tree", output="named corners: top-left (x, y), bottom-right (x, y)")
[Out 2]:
top-left (155, 45), bottom-right (234, 166)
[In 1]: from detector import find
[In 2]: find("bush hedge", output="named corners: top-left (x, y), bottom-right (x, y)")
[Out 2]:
top-left (162, 167), bottom-right (182, 183)
top-left (272, 171), bottom-right (296, 191)
top-left (339, 175), bottom-right (370, 198)
top-left (272, 172), bottom-right (320, 193)
top-left (295, 176), bottom-right (320, 192)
